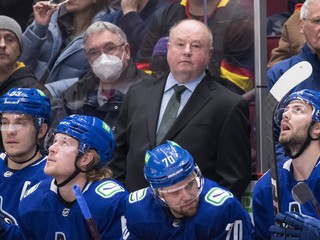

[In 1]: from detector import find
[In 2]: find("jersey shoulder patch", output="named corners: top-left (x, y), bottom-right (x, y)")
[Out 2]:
top-left (95, 180), bottom-right (125, 198)
top-left (205, 187), bottom-right (233, 206)
top-left (128, 188), bottom-right (148, 203)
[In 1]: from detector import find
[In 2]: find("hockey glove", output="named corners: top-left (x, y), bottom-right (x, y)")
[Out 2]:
top-left (270, 211), bottom-right (320, 240)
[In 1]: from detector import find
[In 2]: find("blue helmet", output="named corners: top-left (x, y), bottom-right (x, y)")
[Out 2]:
top-left (0, 88), bottom-right (51, 126)
top-left (281, 89), bottom-right (320, 122)
top-left (55, 115), bottom-right (115, 165)
top-left (144, 141), bottom-right (195, 189)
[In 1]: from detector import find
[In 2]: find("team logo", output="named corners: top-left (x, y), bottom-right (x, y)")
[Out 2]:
top-left (62, 208), bottom-right (70, 217)
top-left (128, 188), bottom-right (148, 203)
top-left (95, 181), bottom-right (125, 198)
top-left (172, 219), bottom-right (181, 228)
top-left (3, 171), bottom-right (13, 177)
top-left (205, 187), bottom-right (233, 206)
top-left (0, 196), bottom-right (18, 225)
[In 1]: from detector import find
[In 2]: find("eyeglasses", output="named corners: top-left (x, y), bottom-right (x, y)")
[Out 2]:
top-left (303, 18), bottom-right (320, 25)
top-left (85, 43), bottom-right (125, 61)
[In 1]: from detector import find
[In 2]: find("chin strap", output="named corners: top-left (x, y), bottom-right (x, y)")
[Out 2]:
top-left (5, 126), bottom-right (43, 165)
top-left (56, 154), bottom-right (83, 188)
top-left (56, 153), bottom-right (95, 188)
top-left (288, 122), bottom-right (319, 159)
top-left (6, 145), bottom-right (40, 165)
top-left (56, 168), bottom-right (81, 188)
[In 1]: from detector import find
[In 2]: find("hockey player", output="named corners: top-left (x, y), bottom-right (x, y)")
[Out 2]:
top-left (253, 89), bottom-right (320, 239)
top-left (0, 88), bottom-right (51, 238)
top-left (123, 141), bottom-right (254, 239)
top-left (17, 114), bottom-right (128, 239)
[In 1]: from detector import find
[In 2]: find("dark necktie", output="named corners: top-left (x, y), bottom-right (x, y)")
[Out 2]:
top-left (156, 85), bottom-right (187, 145)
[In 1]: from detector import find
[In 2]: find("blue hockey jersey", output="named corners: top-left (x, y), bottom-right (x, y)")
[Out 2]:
top-left (123, 178), bottom-right (254, 239)
top-left (18, 177), bottom-right (128, 239)
top-left (253, 158), bottom-right (320, 240)
top-left (0, 153), bottom-right (47, 225)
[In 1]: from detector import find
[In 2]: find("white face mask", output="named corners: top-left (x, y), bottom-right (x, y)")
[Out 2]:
top-left (91, 53), bottom-right (124, 83)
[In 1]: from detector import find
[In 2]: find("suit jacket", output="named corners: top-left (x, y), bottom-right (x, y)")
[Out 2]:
top-left (108, 72), bottom-right (251, 199)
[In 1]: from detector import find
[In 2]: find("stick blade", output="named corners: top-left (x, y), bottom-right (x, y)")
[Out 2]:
top-left (270, 61), bottom-right (313, 101)
top-left (292, 182), bottom-right (313, 204)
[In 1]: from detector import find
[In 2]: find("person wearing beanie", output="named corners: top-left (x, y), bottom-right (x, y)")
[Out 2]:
top-left (0, 15), bottom-right (51, 99)
top-left (150, 36), bottom-right (169, 77)
top-left (0, 15), bottom-right (23, 51)
top-left (152, 36), bottom-right (169, 57)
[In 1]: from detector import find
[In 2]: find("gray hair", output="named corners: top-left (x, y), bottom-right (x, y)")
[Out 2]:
top-left (83, 21), bottom-right (128, 46)
top-left (300, 0), bottom-right (318, 19)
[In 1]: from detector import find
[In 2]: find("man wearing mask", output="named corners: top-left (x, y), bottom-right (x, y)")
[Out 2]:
top-left (61, 21), bottom-right (154, 129)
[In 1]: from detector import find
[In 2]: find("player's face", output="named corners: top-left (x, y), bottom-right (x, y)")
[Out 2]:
top-left (279, 100), bottom-right (313, 155)
top-left (1, 113), bottom-right (38, 162)
top-left (167, 20), bottom-right (212, 84)
top-left (45, 133), bottom-right (79, 181)
top-left (159, 174), bottom-right (200, 218)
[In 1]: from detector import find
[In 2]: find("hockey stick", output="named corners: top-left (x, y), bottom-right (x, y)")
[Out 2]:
top-left (265, 61), bottom-right (312, 217)
top-left (73, 184), bottom-right (101, 240)
top-left (292, 182), bottom-right (320, 217)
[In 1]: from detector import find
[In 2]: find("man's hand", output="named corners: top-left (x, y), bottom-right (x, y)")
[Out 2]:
top-left (121, 0), bottom-right (144, 15)
top-left (270, 212), bottom-right (320, 239)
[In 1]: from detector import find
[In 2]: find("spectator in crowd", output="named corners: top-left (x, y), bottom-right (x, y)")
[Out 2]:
top-left (253, 89), bottom-right (320, 239)
top-left (123, 141), bottom-right (255, 239)
top-left (61, 21), bottom-right (153, 129)
top-left (17, 115), bottom-right (128, 239)
top-left (267, 0), bottom-right (305, 36)
top-left (0, 88), bottom-right (51, 239)
top-left (0, 16), bottom-right (50, 97)
top-left (135, 0), bottom-right (255, 95)
top-left (102, 0), bottom-right (169, 60)
top-left (150, 36), bottom-right (170, 78)
top-left (267, 1), bottom-right (305, 68)
top-left (20, 0), bottom-right (115, 93)
top-left (107, 19), bottom-right (251, 200)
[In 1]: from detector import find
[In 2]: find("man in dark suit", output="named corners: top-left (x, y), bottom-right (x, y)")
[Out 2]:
top-left (107, 19), bottom-right (251, 199)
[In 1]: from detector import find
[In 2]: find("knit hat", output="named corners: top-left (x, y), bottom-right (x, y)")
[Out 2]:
top-left (152, 37), bottom-right (169, 57)
top-left (0, 15), bottom-right (23, 51)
